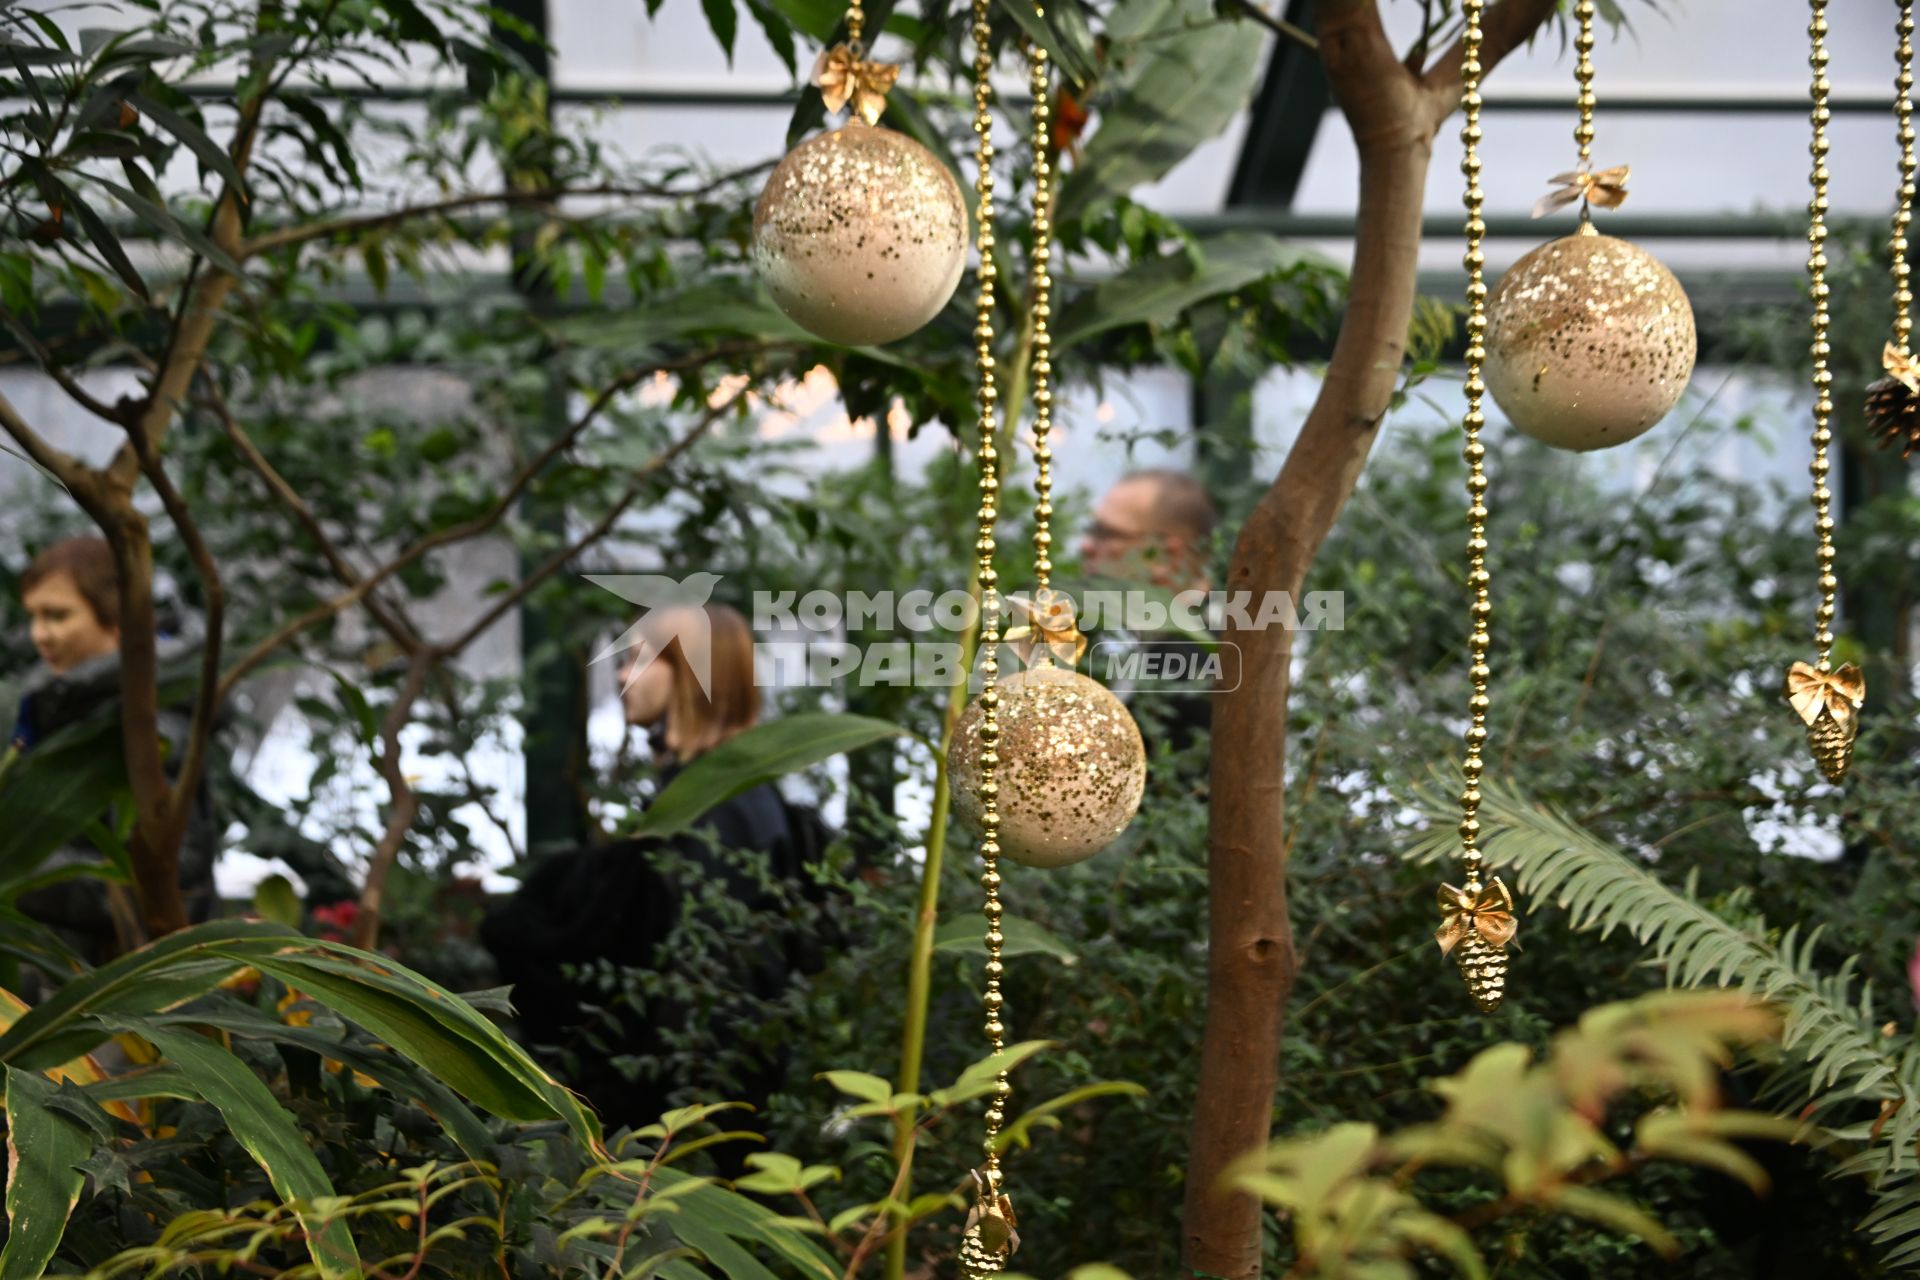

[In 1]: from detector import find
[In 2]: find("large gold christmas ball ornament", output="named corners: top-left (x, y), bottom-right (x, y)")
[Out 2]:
top-left (949, 664), bottom-right (1146, 869)
top-left (1484, 226), bottom-right (1697, 451)
top-left (751, 121), bottom-right (967, 346)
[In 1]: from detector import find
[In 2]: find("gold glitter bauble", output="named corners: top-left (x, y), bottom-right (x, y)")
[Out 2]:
top-left (949, 664), bottom-right (1146, 869)
top-left (1484, 226), bottom-right (1697, 451)
top-left (751, 121), bottom-right (967, 346)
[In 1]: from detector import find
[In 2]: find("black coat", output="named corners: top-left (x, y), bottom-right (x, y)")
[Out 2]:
top-left (8, 639), bottom-right (221, 959)
top-left (479, 777), bottom-right (817, 1128)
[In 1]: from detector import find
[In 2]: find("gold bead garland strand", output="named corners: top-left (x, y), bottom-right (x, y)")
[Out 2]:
top-left (1573, 0), bottom-right (1596, 174)
top-left (1868, 1), bottom-right (1920, 458)
top-left (956, 0), bottom-right (1015, 1271)
top-left (1029, 32), bottom-right (1056, 598)
top-left (1783, 0), bottom-right (1866, 787)
top-left (1436, 0), bottom-right (1517, 1015)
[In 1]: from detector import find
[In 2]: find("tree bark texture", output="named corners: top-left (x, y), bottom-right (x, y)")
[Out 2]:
top-left (1181, 2), bottom-right (1555, 1275)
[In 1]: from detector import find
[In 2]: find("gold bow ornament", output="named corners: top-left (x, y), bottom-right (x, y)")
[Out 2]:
top-left (1784, 660), bottom-right (1866, 784)
top-left (957, 1174), bottom-right (1018, 1277)
top-left (811, 42), bottom-right (900, 126)
top-left (1434, 878), bottom-right (1518, 957)
top-left (1884, 341), bottom-right (1920, 394)
top-left (1001, 588), bottom-right (1088, 667)
top-left (1531, 164), bottom-right (1630, 219)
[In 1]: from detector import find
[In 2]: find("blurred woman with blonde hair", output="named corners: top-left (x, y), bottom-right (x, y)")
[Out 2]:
top-left (483, 601), bottom-right (828, 1129)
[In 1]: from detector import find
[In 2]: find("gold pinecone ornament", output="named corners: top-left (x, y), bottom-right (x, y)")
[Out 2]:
top-left (1867, 352), bottom-right (1920, 458)
top-left (956, 1227), bottom-right (1007, 1278)
top-left (1454, 933), bottom-right (1510, 1014)
top-left (1785, 660), bottom-right (1866, 785)
top-left (1436, 879), bottom-right (1517, 1014)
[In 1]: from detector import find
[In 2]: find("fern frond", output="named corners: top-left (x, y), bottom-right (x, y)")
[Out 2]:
top-left (1406, 780), bottom-right (1919, 1269)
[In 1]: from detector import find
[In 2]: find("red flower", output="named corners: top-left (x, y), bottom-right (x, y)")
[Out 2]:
top-left (1908, 938), bottom-right (1920, 1012)
top-left (312, 900), bottom-right (360, 942)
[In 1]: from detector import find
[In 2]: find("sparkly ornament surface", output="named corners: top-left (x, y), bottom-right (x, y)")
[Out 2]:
top-left (751, 121), bottom-right (966, 346)
top-left (950, 663), bottom-right (1146, 869)
top-left (1484, 226), bottom-right (1697, 451)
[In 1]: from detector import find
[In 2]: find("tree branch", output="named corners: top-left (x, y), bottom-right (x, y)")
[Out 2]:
top-left (0, 388), bottom-right (90, 493)
top-left (1420, 0), bottom-right (1557, 111)
top-left (133, 442), bottom-right (225, 845)
top-left (428, 387), bottom-right (743, 661)
top-left (1222, 0), bottom-right (1319, 52)
top-left (241, 169), bottom-right (775, 259)
top-left (213, 346), bottom-right (777, 703)
top-left (348, 652), bottom-right (434, 951)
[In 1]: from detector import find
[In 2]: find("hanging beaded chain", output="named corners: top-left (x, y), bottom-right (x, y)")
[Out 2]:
top-left (1029, 36), bottom-right (1056, 604)
top-left (955, 0), bottom-right (1016, 1273)
top-left (1867, 0), bottom-right (1920, 459)
top-left (1533, 0), bottom-right (1629, 226)
top-left (1784, 0), bottom-right (1867, 786)
top-left (1435, 0), bottom-right (1519, 1016)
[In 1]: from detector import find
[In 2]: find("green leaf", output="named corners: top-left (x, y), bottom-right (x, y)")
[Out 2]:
top-left (251, 874), bottom-right (303, 928)
top-left (994, 0), bottom-right (1097, 88)
top-left (125, 91), bottom-right (245, 194)
top-left (820, 1070), bottom-right (892, 1103)
top-left (0, 919), bottom-right (290, 1071)
top-left (130, 1025), bottom-right (360, 1279)
top-left (650, 1168), bottom-right (837, 1280)
top-left (1542, 1185), bottom-right (1680, 1256)
top-left (625, 712), bottom-right (905, 840)
top-left (0, 696), bottom-right (129, 887)
top-left (1056, 0), bottom-right (1263, 220)
top-left (1055, 232), bottom-right (1312, 351)
top-left (761, 0), bottom-right (842, 42)
top-left (148, 1004), bottom-right (495, 1164)
top-left (932, 913), bottom-right (1078, 964)
top-left (701, 0), bottom-right (739, 61)
top-left (222, 941), bottom-right (602, 1150)
top-left (1, 1067), bottom-right (93, 1280)
top-left (63, 185), bottom-right (149, 302)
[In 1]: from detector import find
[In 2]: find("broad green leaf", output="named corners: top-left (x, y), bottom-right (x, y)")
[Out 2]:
top-left (1542, 1185), bottom-right (1679, 1256)
top-left (1056, 0), bottom-right (1264, 220)
top-left (762, 0), bottom-right (843, 41)
top-left (651, 1168), bottom-right (838, 1280)
top-left (820, 1069), bottom-right (892, 1103)
top-left (251, 874), bottom-right (303, 928)
top-left (132, 1025), bottom-right (360, 1279)
top-left (222, 941), bottom-right (601, 1151)
top-left (0, 696), bottom-right (128, 887)
top-left (1, 1067), bottom-right (92, 1280)
top-left (1055, 233), bottom-right (1313, 351)
top-left (0, 919), bottom-right (290, 1070)
top-left (149, 1004), bottom-right (495, 1164)
top-left (993, 1080), bottom-right (1146, 1152)
top-left (626, 713), bottom-right (905, 840)
top-left (932, 913), bottom-right (1078, 964)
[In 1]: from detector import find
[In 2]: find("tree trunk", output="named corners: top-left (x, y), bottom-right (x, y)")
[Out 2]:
top-left (1181, 2), bottom-right (1554, 1274)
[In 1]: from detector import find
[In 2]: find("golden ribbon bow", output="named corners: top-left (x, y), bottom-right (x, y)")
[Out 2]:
top-left (1435, 878), bottom-right (1517, 957)
top-left (1002, 589), bottom-right (1088, 667)
top-left (811, 43), bottom-right (900, 126)
top-left (964, 1185), bottom-right (1020, 1256)
top-left (1884, 342), bottom-right (1920, 394)
top-left (1531, 165), bottom-right (1631, 219)
top-left (1784, 660), bottom-right (1865, 729)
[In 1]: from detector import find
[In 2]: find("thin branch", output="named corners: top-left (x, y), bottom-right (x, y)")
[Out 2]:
top-left (1221, 0), bottom-right (1319, 52)
top-left (214, 345), bottom-right (778, 702)
top-left (429, 386), bottom-right (744, 661)
top-left (0, 387), bottom-right (90, 492)
top-left (1420, 0), bottom-right (1557, 111)
top-left (198, 377), bottom-right (429, 655)
top-left (242, 168), bottom-right (775, 259)
top-left (133, 444), bottom-right (225, 840)
top-left (349, 652), bottom-right (434, 951)
top-left (0, 314), bottom-right (138, 426)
